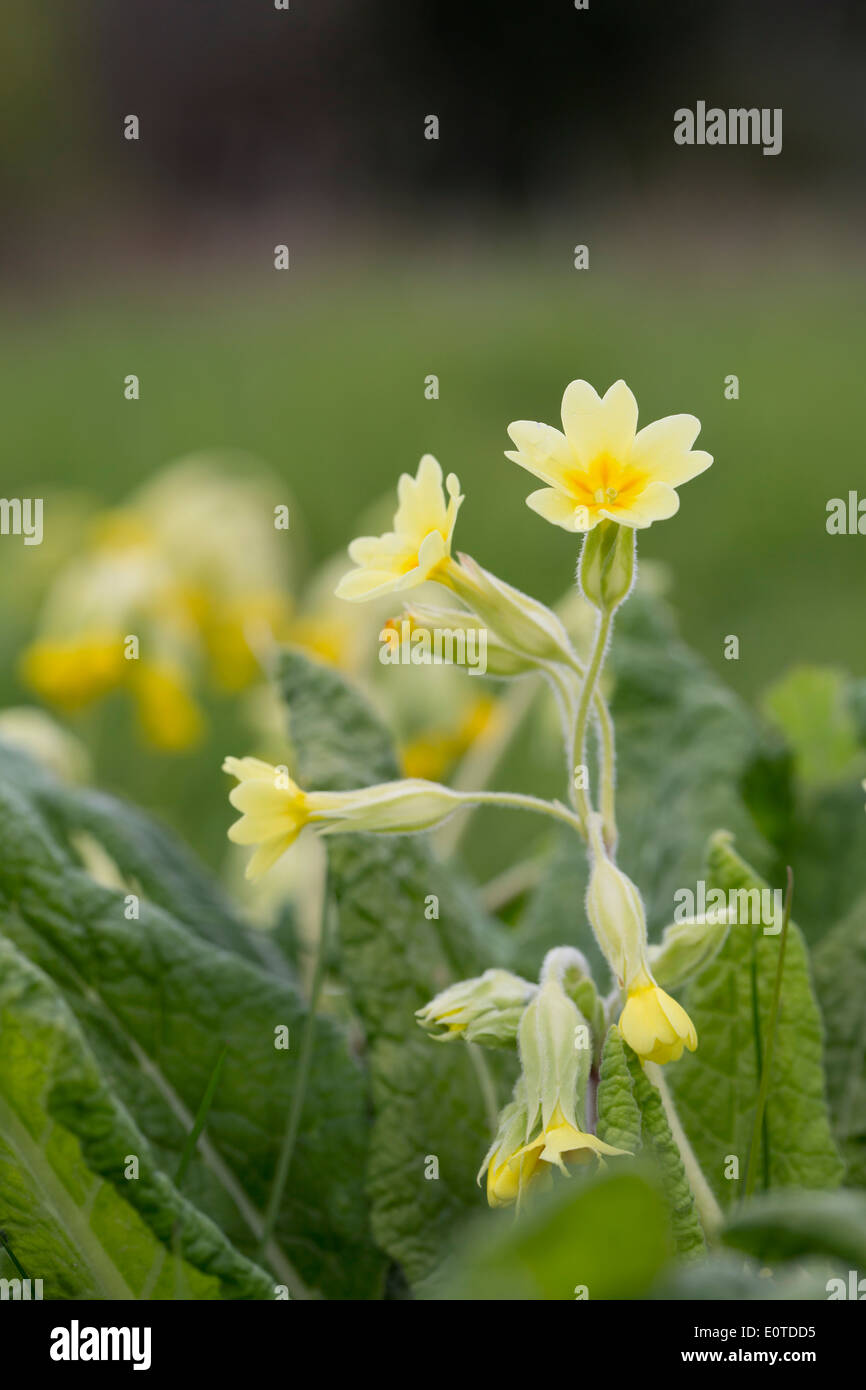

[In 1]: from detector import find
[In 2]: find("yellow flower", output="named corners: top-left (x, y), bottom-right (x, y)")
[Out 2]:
top-left (619, 974), bottom-right (698, 1065)
top-left (585, 813), bottom-right (697, 1065)
top-left (130, 662), bottom-right (204, 752)
top-left (506, 379), bottom-right (712, 532)
top-left (482, 1105), bottom-right (626, 1208)
top-left (224, 756), bottom-right (311, 879)
top-left (335, 455), bottom-right (463, 601)
top-left (486, 1146), bottom-right (544, 1207)
top-left (21, 633), bottom-right (125, 711)
top-left (224, 755), bottom-right (465, 878)
top-left (513, 1106), bottom-right (626, 1174)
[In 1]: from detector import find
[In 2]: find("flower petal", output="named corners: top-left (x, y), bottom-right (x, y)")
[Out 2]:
top-left (525, 487), bottom-right (592, 532)
top-left (601, 480), bottom-right (680, 529)
top-left (561, 378), bottom-right (637, 466)
top-left (393, 454), bottom-right (446, 538)
top-left (505, 421), bottom-right (574, 488)
top-left (630, 414), bottom-right (713, 486)
top-left (245, 835), bottom-right (298, 879)
top-left (334, 567), bottom-right (406, 601)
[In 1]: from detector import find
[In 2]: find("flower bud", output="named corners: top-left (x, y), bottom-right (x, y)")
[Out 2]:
top-left (584, 813), bottom-right (648, 987)
top-left (402, 603), bottom-right (534, 678)
top-left (445, 552), bottom-right (575, 666)
top-left (415, 968), bottom-right (535, 1045)
top-left (519, 977), bottom-right (591, 1133)
top-left (578, 520), bottom-right (636, 613)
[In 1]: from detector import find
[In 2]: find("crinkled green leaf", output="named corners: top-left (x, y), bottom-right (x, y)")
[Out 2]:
top-left (0, 753), bottom-right (384, 1300)
top-left (624, 1046), bottom-right (706, 1259)
top-left (671, 832), bottom-right (843, 1204)
top-left (596, 1027), bottom-right (641, 1153)
top-left (0, 933), bottom-right (273, 1300)
top-left (0, 739), bottom-right (259, 963)
top-left (277, 647), bottom-right (515, 1286)
top-left (812, 894), bottom-right (866, 1185)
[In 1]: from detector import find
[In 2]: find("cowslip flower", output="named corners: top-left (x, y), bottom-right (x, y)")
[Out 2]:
top-left (479, 976), bottom-right (626, 1206)
top-left (585, 814), bottom-right (697, 1065)
top-left (335, 457), bottom-right (577, 667)
top-left (506, 378), bottom-right (712, 532)
top-left (223, 755), bottom-right (466, 878)
top-left (335, 455), bottom-right (463, 601)
top-left (415, 968), bottom-right (535, 1045)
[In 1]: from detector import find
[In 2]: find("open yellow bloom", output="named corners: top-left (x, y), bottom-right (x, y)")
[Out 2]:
top-left (619, 972), bottom-right (698, 1065)
top-left (486, 1146), bottom-right (544, 1207)
top-left (506, 379), bottom-right (712, 532)
top-left (224, 755), bottom-right (465, 878)
top-left (335, 455), bottom-right (463, 601)
top-left (513, 1107), bottom-right (627, 1174)
top-left (483, 1106), bottom-right (626, 1207)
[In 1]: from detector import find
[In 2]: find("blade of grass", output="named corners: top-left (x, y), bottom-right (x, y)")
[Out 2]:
top-left (175, 1044), bottom-right (228, 1187)
top-left (257, 864), bottom-right (332, 1260)
top-left (742, 866), bottom-right (794, 1201)
top-left (0, 1228), bottom-right (30, 1281)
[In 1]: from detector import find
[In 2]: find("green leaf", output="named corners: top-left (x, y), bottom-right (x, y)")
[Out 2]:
top-left (427, 1167), bottom-right (672, 1300)
top-left (276, 647), bottom-right (515, 1286)
top-left (596, 1027), bottom-right (641, 1153)
top-left (722, 1187), bottom-right (866, 1270)
top-left (0, 933), bottom-right (273, 1300)
top-left (0, 754), bottom-right (385, 1300)
top-left (812, 894), bottom-right (866, 1185)
top-left (671, 832), bottom-right (843, 1205)
top-left (774, 780), bottom-right (866, 946)
top-left (652, 1251), bottom-right (846, 1301)
top-left (596, 1028), bottom-right (705, 1257)
top-left (624, 1047), bottom-right (706, 1259)
top-left (762, 665), bottom-right (863, 790)
top-left (0, 739), bottom-right (259, 963)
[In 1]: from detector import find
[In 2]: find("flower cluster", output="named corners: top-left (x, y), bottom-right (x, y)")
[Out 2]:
top-left (22, 458), bottom-right (292, 749)
top-left (223, 376), bottom-right (715, 1208)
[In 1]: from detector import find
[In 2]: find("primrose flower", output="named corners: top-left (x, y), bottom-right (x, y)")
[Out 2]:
top-left (510, 1106), bottom-right (625, 1176)
top-left (335, 455), bottom-right (463, 601)
top-left (506, 379), bottom-right (712, 532)
top-left (223, 755), bottom-right (465, 878)
top-left (479, 975), bottom-right (627, 1206)
top-left (618, 975), bottom-right (698, 1066)
top-left (585, 814), bottom-right (697, 1065)
top-left (480, 1083), bottom-right (540, 1207)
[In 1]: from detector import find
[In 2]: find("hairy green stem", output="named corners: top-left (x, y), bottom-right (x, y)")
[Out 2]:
top-left (571, 610), bottom-right (613, 833)
top-left (467, 1043), bottom-right (501, 1135)
top-left (463, 788), bottom-right (585, 839)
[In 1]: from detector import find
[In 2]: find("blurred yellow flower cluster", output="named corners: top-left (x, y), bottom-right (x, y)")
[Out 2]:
top-left (21, 457), bottom-right (293, 749)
